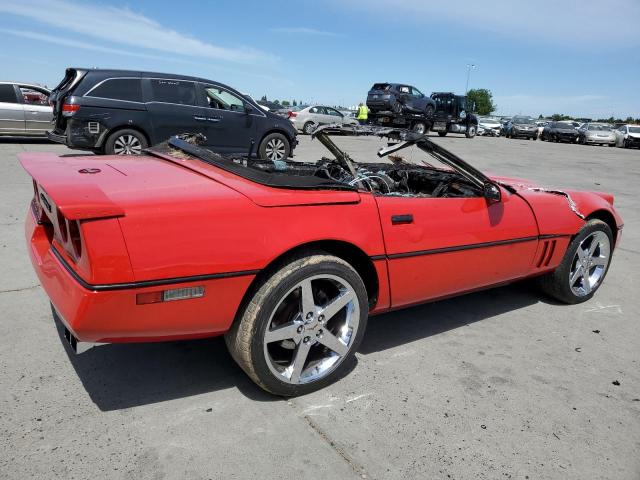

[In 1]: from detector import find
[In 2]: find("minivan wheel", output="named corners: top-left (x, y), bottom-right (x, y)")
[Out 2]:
top-left (465, 125), bottom-right (477, 138)
top-left (105, 129), bottom-right (148, 155)
top-left (225, 253), bottom-right (368, 396)
top-left (259, 133), bottom-right (291, 161)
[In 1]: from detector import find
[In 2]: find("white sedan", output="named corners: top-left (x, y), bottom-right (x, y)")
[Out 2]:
top-left (614, 124), bottom-right (640, 148)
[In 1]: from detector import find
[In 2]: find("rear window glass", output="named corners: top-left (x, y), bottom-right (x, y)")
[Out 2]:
top-left (87, 78), bottom-right (142, 102)
top-left (371, 83), bottom-right (390, 91)
top-left (150, 79), bottom-right (196, 105)
top-left (0, 84), bottom-right (17, 103)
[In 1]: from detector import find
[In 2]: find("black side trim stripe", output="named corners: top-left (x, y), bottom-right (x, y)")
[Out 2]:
top-left (51, 246), bottom-right (259, 292)
top-left (370, 234), bottom-right (570, 261)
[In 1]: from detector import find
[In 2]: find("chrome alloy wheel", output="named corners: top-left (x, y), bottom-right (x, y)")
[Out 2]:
top-left (569, 231), bottom-right (611, 297)
top-left (263, 274), bottom-right (360, 385)
top-left (113, 134), bottom-right (143, 155)
top-left (265, 138), bottom-right (286, 160)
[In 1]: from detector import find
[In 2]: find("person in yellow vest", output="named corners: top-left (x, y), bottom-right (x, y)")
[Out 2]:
top-left (356, 102), bottom-right (368, 125)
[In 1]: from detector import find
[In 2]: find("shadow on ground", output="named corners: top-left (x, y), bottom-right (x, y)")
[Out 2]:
top-left (0, 137), bottom-right (53, 144)
top-left (55, 281), bottom-right (546, 411)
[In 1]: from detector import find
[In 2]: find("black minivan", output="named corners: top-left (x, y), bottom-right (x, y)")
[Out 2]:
top-left (47, 68), bottom-right (297, 160)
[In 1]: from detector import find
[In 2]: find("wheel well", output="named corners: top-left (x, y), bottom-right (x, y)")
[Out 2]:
top-left (586, 209), bottom-right (618, 245)
top-left (237, 241), bottom-right (380, 319)
top-left (102, 125), bottom-right (150, 148)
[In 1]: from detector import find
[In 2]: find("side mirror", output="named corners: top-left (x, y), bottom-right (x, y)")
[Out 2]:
top-left (484, 182), bottom-right (501, 203)
top-left (244, 104), bottom-right (254, 114)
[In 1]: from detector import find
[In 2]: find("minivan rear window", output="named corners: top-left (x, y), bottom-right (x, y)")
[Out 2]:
top-left (150, 79), bottom-right (197, 105)
top-left (87, 78), bottom-right (142, 102)
top-left (0, 84), bottom-right (17, 103)
top-left (371, 83), bottom-right (390, 91)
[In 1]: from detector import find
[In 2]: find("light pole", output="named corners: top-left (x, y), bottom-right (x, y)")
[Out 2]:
top-left (465, 64), bottom-right (476, 94)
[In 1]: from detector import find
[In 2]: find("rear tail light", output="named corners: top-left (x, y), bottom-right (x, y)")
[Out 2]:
top-left (68, 219), bottom-right (82, 259)
top-left (288, 111), bottom-right (297, 118)
top-left (136, 286), bottom-right (205, 305)
top-left (56, 209), bottom-right (68, 243)
top-left (62, 102), bottom-right (80, 115)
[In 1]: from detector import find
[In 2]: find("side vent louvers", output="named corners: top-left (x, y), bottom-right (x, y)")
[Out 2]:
top-left (536, 240), bottom-right (557, 268)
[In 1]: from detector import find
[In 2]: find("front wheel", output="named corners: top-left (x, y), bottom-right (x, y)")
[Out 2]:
top-left (539, 219), bottom-right (613, 304)
top-left (259, 133), bottom-right (291, 161)
top-left (465, 125), bottom-right (477, 138)
top-left (424, 105), bottom-right (434, 118)
top-left (437, 131), bottom-right (448, 137)
top-left (412, 121), bottom-right (428, 135)
top-left (225, 253), bottom-right (368, 396)
top-left (303, 122), bottom-right (316, 135)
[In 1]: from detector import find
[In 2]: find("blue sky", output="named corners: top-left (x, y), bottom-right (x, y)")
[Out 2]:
top-left (1, 0), bottom-right (639, 118)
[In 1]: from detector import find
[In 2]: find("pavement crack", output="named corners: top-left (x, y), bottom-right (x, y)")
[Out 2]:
top-left (0, 284), bottom-right (40, 294)
top-left (288, 400), bottom-right (368, 479)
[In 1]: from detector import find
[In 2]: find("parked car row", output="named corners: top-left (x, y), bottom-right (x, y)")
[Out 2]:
top-left (1, 73), bottom-right (639, 152)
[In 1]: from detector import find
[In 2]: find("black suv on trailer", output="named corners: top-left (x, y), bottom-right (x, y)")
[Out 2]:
top-left (47, 68), bottom-right (297, 160)
top-left (366, 83), bottom-right (436, 116)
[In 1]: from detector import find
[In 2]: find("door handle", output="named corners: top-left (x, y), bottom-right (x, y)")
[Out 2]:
top-left (193, 116), bottom-right (206, 121)
top-left (207, 117), bottom-right (221, 122)
top-left (391, 214), bottom-right (413, 225)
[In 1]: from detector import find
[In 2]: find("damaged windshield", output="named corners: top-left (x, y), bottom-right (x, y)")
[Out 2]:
top-left (150, 126), bottom-right (490, 199)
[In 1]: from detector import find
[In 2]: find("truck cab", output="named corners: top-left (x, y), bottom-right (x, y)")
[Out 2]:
top-left (430, 92), bottom-right (478, 138)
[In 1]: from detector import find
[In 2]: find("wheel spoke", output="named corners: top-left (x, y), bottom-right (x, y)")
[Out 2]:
top-left (316, 330), bottom-right (348, 356)
top-left (299, 279), bottom-right (316, 316)
top-left (576, 247), bottom-right (587, 262)
top-left (265, 322), bottom-right (300, 344)
top-left (582, 274), bottom-right (592, 294)
top-left (289, 340), bottom-right (311, 383)
top-left (569, 265), bottom-right (583, 286)
top-left (319, 289), bottom-right (354, 321)
top-left (592, 256), bottom-right (608, 267)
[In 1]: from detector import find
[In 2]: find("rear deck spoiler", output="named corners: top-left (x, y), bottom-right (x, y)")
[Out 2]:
top-left (19, 152), bottom-right (125, 220)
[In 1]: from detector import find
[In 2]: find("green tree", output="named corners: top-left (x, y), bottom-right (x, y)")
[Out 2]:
top-left (293, 100), bottom-right (297, 106)
top-left (260, 95), bottom-right (267, 102)
top-left (466, 88), bottom-right (496, 115)
top-left (273, 99), bottom-right (280, 105)
top-left (281, 100), bottom-right (290, 107)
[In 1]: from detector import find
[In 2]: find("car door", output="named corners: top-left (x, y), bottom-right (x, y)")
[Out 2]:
top-left (375, 189), bottom-right (539, 308)
top-left (324, 107), bottom-right (344, 125)
top-left (198, 83), bottom-right (257, 152)
top-left (17, 86), bottom-right (52, 134)
top-left (144, 78), bottom-right (211, 145)
top-left (0, 84), bottom-right (25, 135)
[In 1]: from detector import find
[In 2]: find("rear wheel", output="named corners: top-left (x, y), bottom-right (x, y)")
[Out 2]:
top-left (392, 101), bottom-right (403, 114)
top-left (539, 219), bottom-right (613, 304)
top-left (104, 129), bottom-right (148, 155)
top-left (438, 131), bottom-right (448, 137)
top-left (303, 122), bottom-right (316, 135)
top-left (424, 105), bottom-right (434, 118)
top-left (259, 133), bottom-right (291, 161)
top-left (225, 253), bottom-right (368, 396)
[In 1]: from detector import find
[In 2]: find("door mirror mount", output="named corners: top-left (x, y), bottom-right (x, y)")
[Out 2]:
top-left (484, 182), bottom-right (502, 203)
top-left (244, 104), bottom-right (254, 114)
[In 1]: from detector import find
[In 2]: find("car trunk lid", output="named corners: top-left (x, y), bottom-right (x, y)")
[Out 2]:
top-left (49, 68), bottom-right (88, 132)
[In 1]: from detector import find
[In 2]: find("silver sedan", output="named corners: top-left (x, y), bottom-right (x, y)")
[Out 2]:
top-left (290, 105), bottom-right (358, 134)
top-left (0, 82), bottom-right (52, 137)
top-left (577, 123), bottom-right (615, 146)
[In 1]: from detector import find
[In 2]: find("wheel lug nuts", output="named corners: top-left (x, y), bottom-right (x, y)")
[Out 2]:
top-left (306, 312), bottom-right (313, 320)
top-left (303, 336), bottom-right (310, 343)
top-left (316, 329), bottom-right (323, 337)
top-left (297, 326), bottom-right (303, 333)
top-left (318, 315), bottom-right (324, 322)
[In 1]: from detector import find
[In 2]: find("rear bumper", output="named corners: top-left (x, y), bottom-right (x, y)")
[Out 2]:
top-left (26, 211), bottom-right (254, 344)
top-left (511, 130), bottom-right (537, 138)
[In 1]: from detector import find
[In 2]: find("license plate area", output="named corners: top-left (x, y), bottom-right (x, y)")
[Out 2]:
top-left (432, 122), bottom-right (447, 132)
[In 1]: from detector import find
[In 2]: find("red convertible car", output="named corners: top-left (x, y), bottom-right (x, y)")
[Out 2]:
top-left (21, 126), bottom-right (622, 396)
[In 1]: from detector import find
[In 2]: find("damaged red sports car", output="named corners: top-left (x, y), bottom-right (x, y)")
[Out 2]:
top-left (21, 126), bottom-right (623, 396)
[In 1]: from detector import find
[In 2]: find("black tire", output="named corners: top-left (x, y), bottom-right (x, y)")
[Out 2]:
top-left (412, 121), bottom-right (427, 134)
top-left (104, 129), bottom-right (148, 155)
top-left (424, 105), bottom-right (434, 118)
top-left (608, 143), bottom-right (614, 147)
top-left (392, 101), bottom-right (403, 114)
top-left (539, 219), bottom-right (613, 304)
top-left (532, 135), bottom-right (537, 141)
top-left (465, 124), bottom-right (477, 138)
top-left (438, 131), bottom-right (448, 137)
top-left (225, 253), bottom-right (369, 396)
top-left (259, 132), bottom-right (291, 161)
top-left (303, 122), bottom-right (316, 135)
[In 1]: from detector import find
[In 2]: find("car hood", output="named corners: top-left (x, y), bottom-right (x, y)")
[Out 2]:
top-left (555, 128), bottom-right (577, 133)
top-left (628, 133), bottom-right (640, 139)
